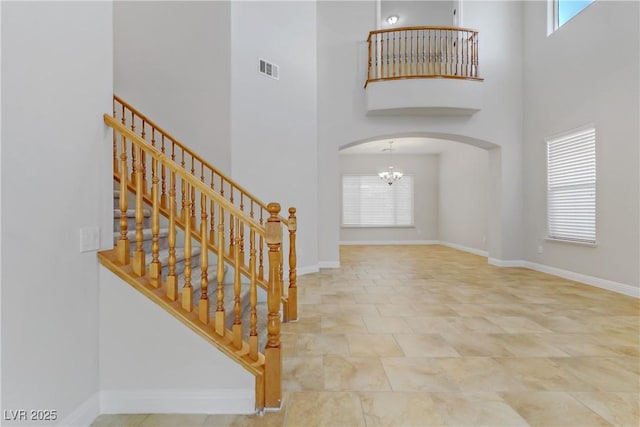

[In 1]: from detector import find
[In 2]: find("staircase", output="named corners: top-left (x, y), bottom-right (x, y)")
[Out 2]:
top-left (98, 95), bottom-right (298, 412)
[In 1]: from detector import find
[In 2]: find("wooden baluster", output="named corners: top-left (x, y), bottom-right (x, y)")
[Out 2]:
top-left (149, 157), bottom-right (161, 288)
top-left (210, 170), bottom-right (216, 244)
top-left (141, 121), bottom-right (147, 195)
top-left (367, 35), bottom-right (372, 82)
top-left (116, 133), bottom-right (130, 265)
top-left (287, 207), bottom-right (298, 322)
top-left (233, 218), bottom-right (243, 349)
top-left (112, 102), bottom-right (118, 175)
top-left (456, 30), bottom-right (459, 76)
top-left (392, 31), bottom-right (396, 76)
top-left (229, 187), bottom-right (235, 256)
top-left (190, 159), bottom-right (196, 228)
top-left (180, 150), bottom-right (187, 222)
top-left (215, 205), bottom-right (226, 336)
top-left (133, 146), bottom-right (146, 277)
top-left (428, 30), bottom-right (432, 75)
top-left (404, 30), bottom-right (408, 77)
top-left (160, 135), bottom-right (167, 209)
top-left (264, 203), bottom-right (282, 409)
top-left (183, 185), bottom-right (194, 309)
top-left (385, 32), bottom-right (389, 78)
top-left (410, 30), bottom-right (414, 76)
top-left (130, 112), bottom-right (136, 183)
top-left (250, 200), bottom-right (255, 220)
top-left (259, 208), bottom-right (265, 280)
top-left (249, 229), bottom-right (258, 360)
top-left (167, 171), bottom-right (180, 303)
top-left (239, 220), bottom-right (245, 266)
top-left (475, 32), bottom-right (479, 77)
top-left (199, 192), bottom-right (209, 324)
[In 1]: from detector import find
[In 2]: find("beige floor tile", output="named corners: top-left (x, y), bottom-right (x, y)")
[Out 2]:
top-left (486, 316), bottom-right (553, 333)
top-left (431, 392), bottom-right (530, 427)
top-left (394, 334), bottom-right (460, 357)
top-left (440, 333), bottom-right (514, 357)
top-left (493, 334), bottom-right (571, 357)
top-left (381, 357), bottom-right (459, 392)
top-left (346, 333), bottom-right (404, 357)
top-left (571, 392), bottom-right (640, 427)
top-left (296, 334), bottom-right (349, 356)
top-left (282, 356), bottom-right (324, 391)
top-left (323, 356), bottom-right (391, 391)
top-left (497, 357), bottom-right (595, 391)
top-left (359, 392), bottom-right (446, 427)
top-left (338, 303), bottom-right (380, 316)
top-left (501, 392), bottom-right (612, 426)
top-left (320, 314), bottom-right (368, 334)
top-left (551, 358), bottom-right (640, 392)
top-left (408, 303), bottom-right (460, 317)
top-left (284, 392), bottom-right (365, 427)
top-left (436, 357), bottom-right (525, 392)
top-left (362, 315), bottom-right (411, 334)
top-left (91, 414), bottom-right (148, 427)
top-left (140, 414), bottom-right (207, 427)
top-left (203, 410), bottom-right (285, 427)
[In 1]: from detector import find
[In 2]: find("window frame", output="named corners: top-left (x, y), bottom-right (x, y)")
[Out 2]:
top-left (341, 174), bottom-right (415, 228)
top-left (547, 0), bottom-right (595, 35)
top-left (545, 125), bottom-right (597, 246)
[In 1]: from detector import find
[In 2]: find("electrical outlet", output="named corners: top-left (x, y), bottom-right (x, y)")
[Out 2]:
top-left (80, 227), bottom-right (100, 253)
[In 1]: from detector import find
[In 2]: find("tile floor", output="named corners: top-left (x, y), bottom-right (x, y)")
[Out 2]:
top-left (91, 245), bottom-right (639, 427)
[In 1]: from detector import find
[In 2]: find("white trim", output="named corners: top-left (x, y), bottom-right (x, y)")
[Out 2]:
top-left (100, 389), bottom-right (254, 415)
top-left (523, 261), bottom-right (639, 299)
top-left (339, 240), bottom-right (439, 246)
top-left (318, 261), bottom-right (340, 269)
top-left (438, 241), bottom-right (488, 257)
top-left (488, 258), bottom-right (525, 268)
top-left (58, 393), bottom-right (100, 427)
top-left (297, 265), bottom-right (319, 276)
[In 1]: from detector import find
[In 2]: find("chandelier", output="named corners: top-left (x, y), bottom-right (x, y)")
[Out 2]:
top-left (378, 141), bottom-right (403, 185)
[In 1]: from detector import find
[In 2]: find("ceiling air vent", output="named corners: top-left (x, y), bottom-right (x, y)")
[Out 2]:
top-left (259, 58), bottom-right (279, 80)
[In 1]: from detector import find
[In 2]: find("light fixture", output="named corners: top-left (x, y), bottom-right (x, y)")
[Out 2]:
top-left (379, 141), bottom-right (403, 186)
top-left (386, 15), bottom-right (399, 25)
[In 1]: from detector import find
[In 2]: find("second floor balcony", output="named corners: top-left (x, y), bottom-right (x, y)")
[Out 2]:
top-left (365, 26), bottom-right (484, 115)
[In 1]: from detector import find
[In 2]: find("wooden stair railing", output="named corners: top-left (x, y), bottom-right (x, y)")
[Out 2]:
top-left (365, 26), bottom-right (484, 87)
top-left (112, 95), bottom-right (297, 322)
top-left (100, 111), bottom-right (290, 411)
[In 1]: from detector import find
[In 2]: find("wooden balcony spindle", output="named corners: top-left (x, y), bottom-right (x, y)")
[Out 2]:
top-left (385, 32), bottom-right (390, 78)
top-left (133, 147), bottom-right (146, 277)
top-left (404, 30), bottom-right (408, 76)
top-left (112, 103), bottom-right (118, 175)
top-left (249, 229), bottom-right (258, 361)
top-left (233, 219), bottom-right (243, 349)
top-left (229, 188), bottom-right (235, 256)
top-left (392, 31), bottom-right (396, 76)
top-left (160, 135), bottom-right (167, 209)
top-left (264, 202), bottom-right (282, 409)
top-left (183, 185), bottom-right (194, 307)
top-left (199, 192), bottom-right (209, 325)
top-left (287, 207), bottom-right (298, 321)
top-left (367, 36), bottom-right (372, 81)
top-left (190, 159), bottom-right (196, 228)
top-left (149, 157), bottom-right (162, 288)
top-left (210, 174), bottom-right (216, 245)
top-left (259, 208), bottom-right (265, 280)
top-left (130, 113), bottom-right (136, 184)
top-left (167, 171), bottom-right (180, 303)
top-left (180, 150), bottom-right (187, 222)
top-left (410, 30), bottom-right (414, 76)
top-left (116, 133), bottom-right (130, 265)
top-left (215, 205), bottom-right (226, 336)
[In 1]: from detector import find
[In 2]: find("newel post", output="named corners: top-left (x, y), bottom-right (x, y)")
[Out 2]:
top-left (287, 207), bottom-right (298, 321)
top-left (264, 202), bottom-right (282, 409)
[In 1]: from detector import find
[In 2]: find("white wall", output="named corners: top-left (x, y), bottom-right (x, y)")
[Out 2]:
top-left (231, 1), bottom-right (318, 272)
top-left (114, 1), bottom-right (232, 174)
top-left (339, 154), bottom-right (439, 242)
top-left (1, 2), bottom-right (113, 424)
top-left (380, 0), bottom-right (452, 28)
top-left (523, 1), bottom-right (639, 288)
top-left (99, 267), bottom-right (254, 414)
top-left (438, 144), bottom-right (488, 252)
top-left (317, 1), bottom-right (524, 266)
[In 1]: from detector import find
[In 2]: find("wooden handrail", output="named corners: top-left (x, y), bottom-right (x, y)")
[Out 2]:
top-left (113, 95), bottom-right (289, 226)
top-left (365, 26), bottom-right (482, 87)
top-left (106, 114), bottom-right (266, 236)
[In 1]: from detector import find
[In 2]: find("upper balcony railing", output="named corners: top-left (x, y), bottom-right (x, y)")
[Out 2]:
top-left (365, 26), bottom-right (483, 87)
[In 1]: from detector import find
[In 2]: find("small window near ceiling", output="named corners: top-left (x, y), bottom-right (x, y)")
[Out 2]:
top-left (549, 0), bottom-right (594, 34)
top-left (342, 175), bottom-right (414, 227)
top-left (547, 126), bottom-right (596, 245)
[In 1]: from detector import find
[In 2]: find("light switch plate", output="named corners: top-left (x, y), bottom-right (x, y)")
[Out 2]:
top-left (80, 227), bottom-right (100, 252)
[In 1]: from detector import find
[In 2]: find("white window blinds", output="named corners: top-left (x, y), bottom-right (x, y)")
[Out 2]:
top-left (342, 175), bottom-right (414, 227)
top-left (547, 127), bottom-right (596, 244)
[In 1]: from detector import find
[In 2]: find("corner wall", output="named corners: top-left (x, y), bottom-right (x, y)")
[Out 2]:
top-left (1, 2), bottom-right (113, 424)
top-left (523, 0), bottom-right (640, 289)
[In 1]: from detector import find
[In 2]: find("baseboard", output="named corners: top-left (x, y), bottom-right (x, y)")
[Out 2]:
top-left (318, 261), bottom-right (340, 269)
top-left (488, 258), bottom-right (525, 268)
top-left (523, 261), bottom-right (640, 298)
top-left (100, 389), bottom-right (254, 415)
top-left (297, 265), bottom-right (319, 276)
top-left (58, 392), bottom-right (100, 427)
top-left (339, 240), bottom-right (439, 245)
top-left (438, 241), bottom-right (488, 257)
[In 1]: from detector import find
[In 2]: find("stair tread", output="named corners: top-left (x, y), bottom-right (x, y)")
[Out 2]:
top-left (114, 208), bottom-right (151, 218)
top-left (113, 228), bottom-right (169, 241)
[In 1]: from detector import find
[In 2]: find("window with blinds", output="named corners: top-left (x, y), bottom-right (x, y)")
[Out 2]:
top-left (342, 175), bottom-right (414, 227)
top-left (547, 127), bottom-right (596, 244)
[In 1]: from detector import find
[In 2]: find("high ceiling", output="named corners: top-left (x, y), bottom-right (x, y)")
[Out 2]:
top-left (339, 137), bottom-right (462, 155)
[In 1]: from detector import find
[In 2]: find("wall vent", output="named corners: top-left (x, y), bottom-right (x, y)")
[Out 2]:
top-left (259, 58), bottom-right (279, 80)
